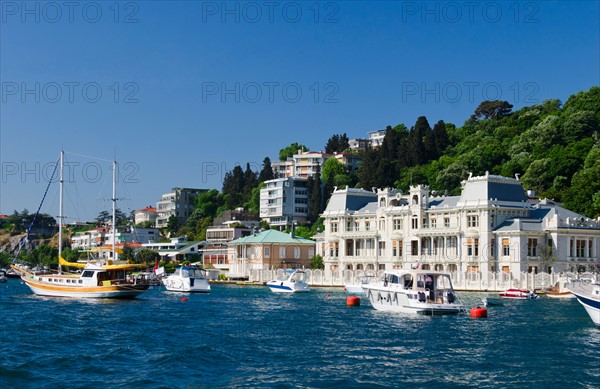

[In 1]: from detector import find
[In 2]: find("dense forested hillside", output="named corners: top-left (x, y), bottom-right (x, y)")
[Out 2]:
top-left (358, 87), bottom-right (600, 218)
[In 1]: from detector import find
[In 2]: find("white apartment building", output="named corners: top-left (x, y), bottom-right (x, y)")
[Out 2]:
top-left (292, 151), bottom-right (330, 178)
top-left (71, 226), bottom-right (160, 250)
top-left (142, 237), bottom-right (204, 262)
top-left (260, 177), bottom-right (309, 227)
top-left (156, 187), bottom-right (206, 228)
top-left (315, 173), bottom-right (600, 285)
top-left (134, 206), bottom-right (157, 226)
top-left (349, 129), bottom-right (388, 151)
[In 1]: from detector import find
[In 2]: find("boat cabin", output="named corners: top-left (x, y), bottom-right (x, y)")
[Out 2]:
top-left (383, 271), bottom-right (456, 304)
top-left (174, 266), bottom-right (207, 279)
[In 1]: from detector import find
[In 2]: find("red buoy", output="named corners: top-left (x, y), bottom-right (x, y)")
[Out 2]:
top-left (346, 295), bottom-right (360, 306)
top-left (470, 306), bottom-right (487, 318)
top-left (181, 297), bottom-right (188, 302)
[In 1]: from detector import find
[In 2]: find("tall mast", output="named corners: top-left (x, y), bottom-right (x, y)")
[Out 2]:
top-left (58, 150), bottom-right (64, 273)
top-left (112, 159), bottom-right (117, 259)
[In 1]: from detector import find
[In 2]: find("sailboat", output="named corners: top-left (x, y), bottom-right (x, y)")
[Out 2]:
top-left (12, 151), bottom-right (150, 299)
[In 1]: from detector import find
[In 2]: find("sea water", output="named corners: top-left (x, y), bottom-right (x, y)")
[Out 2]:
top-left (1, 281), bottom-right (598, 388)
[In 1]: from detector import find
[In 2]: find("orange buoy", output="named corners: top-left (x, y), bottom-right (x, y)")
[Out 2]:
top-left (181, 297), bottom-right (188, 302)
top-left (346, 295), bottom-right (360, 306)
top-left (470, 306), bottom-right (487, 318)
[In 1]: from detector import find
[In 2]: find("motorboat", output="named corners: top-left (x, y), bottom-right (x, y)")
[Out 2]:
top-left (344, 275), bottom-right (376, 295)
top-left (163, 265), bottom-right (211, 293)
top-left (566, 280), bottom-right (600, 326)
top-left (498, 288), bottom-right (539, 299)
top-left (545, 279), bottom-right (575, 299)
top-left (266, 269), bottom-right (310, 293)
top-left (481, 297), bottom-right (503, 307)
top-left (0, 269), bottom-right (7, 283)
top-left (361, 270), bottom-right (464, 315)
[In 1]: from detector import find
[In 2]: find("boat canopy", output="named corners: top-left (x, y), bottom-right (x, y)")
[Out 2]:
top-left (59, 255), bottom-right (147, 270)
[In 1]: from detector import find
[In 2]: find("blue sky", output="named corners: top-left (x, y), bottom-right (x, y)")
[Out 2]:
top-left (1, 1), bottom-right (598, 222)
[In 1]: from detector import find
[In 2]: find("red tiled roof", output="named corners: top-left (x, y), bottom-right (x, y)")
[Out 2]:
top-left (0, 214), bottom-right (8, 219)
top-left (136, 206), bottom-right (157, 213)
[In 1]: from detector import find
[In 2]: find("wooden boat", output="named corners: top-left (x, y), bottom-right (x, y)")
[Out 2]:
top-left (545, 279), bottom-right (575, 299)
top-left (12, 151), bottom-right (149, 299)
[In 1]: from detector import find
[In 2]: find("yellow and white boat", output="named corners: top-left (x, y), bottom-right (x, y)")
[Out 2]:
top-left (12, 151), bottom-right (149, 299)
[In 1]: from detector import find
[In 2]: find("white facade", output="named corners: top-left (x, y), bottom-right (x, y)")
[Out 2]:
top-left (142, 237), bottom-right (204, 261)
top-left (367, 129), bottom-right (387, 148)
top-left (260, 177), bottom-right (309, 227)
top-left (315, 174), bottom-right (600, 287)
top-left (134, 206), bottom-right (157, 225)
top-left (349, 129), bottom-right (388, 150)
top-left (156, 188), bottom-right (205, 228)
top-left (71, 226), bottom-right (159, 250)
top-left (292, 151), bottom-right (330, 178)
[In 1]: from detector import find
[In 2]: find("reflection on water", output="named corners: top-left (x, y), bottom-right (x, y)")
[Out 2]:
top-left (1, 282), bottom-right (598, 387)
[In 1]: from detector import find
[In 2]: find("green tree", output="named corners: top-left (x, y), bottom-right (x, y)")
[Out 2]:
top-left (471, 100), bottom-right (513, 120)
top-left (258, 157), bottom-right (274, 182)
top-left (95, 210), bottom-right (111, 225)
top-left (120, 244), bottom-right (135, 263)
top-left (135, 248), bottom-right (159, 265)
top-left (166, 215), bottom-right (179, 235)
top-left (308, 165), bottom-right (323, 223)
top-left (322, 157), bottom-right (346, 184)
top-left (324, 133), bottom-right (350, 154)
top-left (310, 255), bottom-right (324, 270)
top-left (279, 143), bottom-right (308, 161)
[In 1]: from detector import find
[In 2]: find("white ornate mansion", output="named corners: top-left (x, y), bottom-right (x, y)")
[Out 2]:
top-left (314, 173), bottom-right (600, 287)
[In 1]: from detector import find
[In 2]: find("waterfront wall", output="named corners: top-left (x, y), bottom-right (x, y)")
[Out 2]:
top-left (248, 269), bottom-right (599, 291)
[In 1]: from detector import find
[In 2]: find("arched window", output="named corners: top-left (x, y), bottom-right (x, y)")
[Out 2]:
top-left (412, 195), bottom-right (419, 205)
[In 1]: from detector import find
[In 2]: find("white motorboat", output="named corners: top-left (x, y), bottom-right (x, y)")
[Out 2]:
top-left (498, 288), bottom-right (539, 299)
top-left (361, 270), bottom-right (464, 315)
top-left (567, 281), bottom-right (600, 326)
top-left (0, 269), bottom-right (7, 283)
top-left (163, 265), bottom-right (211, 293)
top-left (266, 270), bottom-right (310, 293)
top-left (344, 275), bottom-right (377, 295)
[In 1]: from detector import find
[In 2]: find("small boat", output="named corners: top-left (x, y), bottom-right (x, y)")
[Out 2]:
top-left (545, 279), bottom-right (575, 299)
top-left (361, 270), bottom-right (464, 315)
top-left (266, 269), bottom-right (310, 293)
top-left (344, 275), bottom-right (376, 295)
top-left (499, 288), bottom-right (539, 299)
top-left (566, 280), bottom-right (600, 326)
top-left (163, 265), bottom-right (211, 293)
top-left (0, 269), bottom-right (7, 283)
top-left (481, 297), bottom-right (503, 307)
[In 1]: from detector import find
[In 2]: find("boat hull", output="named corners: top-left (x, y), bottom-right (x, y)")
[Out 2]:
top-left (266, 282), bottom-right (309, 293)
top-left (546, 292), bottom-right (575, 299)
top-left (23, 277), bottom-right (148, 299)
top-left (567, 283), bottom-right (600, 326)
top-left (499, 289), bottom-right (539, 299)
top-left (163, 278), bottom-right (211, 293)
top-left (344, 284), bottom-right (366, 295)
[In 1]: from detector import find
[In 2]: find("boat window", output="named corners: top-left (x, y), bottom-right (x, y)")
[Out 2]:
top-left (82, 271), bottom-right (95, 278)
top-left (181, 269), bottom-right (190, 278)
top-left (388, 274), bottom-right (399, 284)
top-left (436, 275), bottom-right (451, 290)
top-left (402, 275), bottom-right (413, 289)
